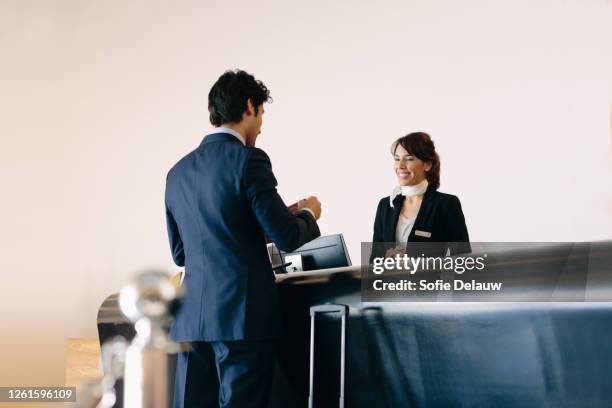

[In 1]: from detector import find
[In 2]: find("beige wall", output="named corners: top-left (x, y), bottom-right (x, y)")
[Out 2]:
top-left (1, 0), bottom-right (610, 386)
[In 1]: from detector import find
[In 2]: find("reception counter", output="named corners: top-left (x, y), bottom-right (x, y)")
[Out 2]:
top-left (98, 243), bottom-right (612, 407)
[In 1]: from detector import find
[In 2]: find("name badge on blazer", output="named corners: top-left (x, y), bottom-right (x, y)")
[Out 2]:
top-left (415, 230), bottom-right (432, 238)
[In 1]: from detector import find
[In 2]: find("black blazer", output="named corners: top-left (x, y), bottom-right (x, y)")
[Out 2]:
top-left (165, 133), bottom-right (320, 342)
top-left (371, 186), bottom-right (470, 260)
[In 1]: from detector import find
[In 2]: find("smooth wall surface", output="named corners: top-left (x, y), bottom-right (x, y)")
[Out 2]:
top-left (1, 0), bottom-right (610, 386)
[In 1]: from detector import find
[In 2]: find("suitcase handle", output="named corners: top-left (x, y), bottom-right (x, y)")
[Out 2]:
top-left (310, 304), bottom-right (348, 316)
top-left (308, 303), bottom-right (348, 408)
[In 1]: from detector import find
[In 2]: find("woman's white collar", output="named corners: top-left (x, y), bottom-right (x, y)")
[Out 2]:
top-left (390, 180), bottom-right (429, 207)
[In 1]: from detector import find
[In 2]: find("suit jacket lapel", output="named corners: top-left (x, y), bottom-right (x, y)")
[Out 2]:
top-left (410, 187), bottom-right (435, 240)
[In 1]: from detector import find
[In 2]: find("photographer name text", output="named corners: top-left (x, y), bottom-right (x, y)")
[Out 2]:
top-left (372, 279), bottom-right (502, 292)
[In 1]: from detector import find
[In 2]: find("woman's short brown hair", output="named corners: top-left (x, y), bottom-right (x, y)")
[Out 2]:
top-left (390, 132), bottom-right (440, 190)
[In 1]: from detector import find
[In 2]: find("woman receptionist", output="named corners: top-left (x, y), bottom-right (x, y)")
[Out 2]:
top-left (372, 132), bottom-right (470, 258)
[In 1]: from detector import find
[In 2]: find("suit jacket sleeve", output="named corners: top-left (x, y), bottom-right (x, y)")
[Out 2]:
top-left (165, 196), bottom-right (185, 267)
top-left (446, 196), bottom-right (471, 255)
top-left (243, 148), bottom-right (320, 252)
top-left (372, 198), bottom-right (385, 243)
top-left (369, 198), bottom-right (389, 263)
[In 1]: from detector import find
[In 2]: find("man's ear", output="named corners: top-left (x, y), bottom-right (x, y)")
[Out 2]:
top-left (245, 98), bottom-right (254, 116)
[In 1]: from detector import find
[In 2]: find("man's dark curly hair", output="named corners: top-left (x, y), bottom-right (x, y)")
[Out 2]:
top-left (208, 69), bottom-right (272, 127)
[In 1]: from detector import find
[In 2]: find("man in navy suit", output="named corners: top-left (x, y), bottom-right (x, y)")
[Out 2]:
top-left (165, 69), bottom-right (322, 408)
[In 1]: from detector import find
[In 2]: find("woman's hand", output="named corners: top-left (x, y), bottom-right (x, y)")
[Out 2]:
top-left (385, 247), bottom-right (406, 258)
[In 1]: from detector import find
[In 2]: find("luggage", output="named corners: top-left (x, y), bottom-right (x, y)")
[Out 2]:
top-left (308, 304), bottom-right (349, 408)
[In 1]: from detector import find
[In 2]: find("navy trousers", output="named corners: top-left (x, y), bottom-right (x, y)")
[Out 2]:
top-left (173, 341), bottom-right (276, 408)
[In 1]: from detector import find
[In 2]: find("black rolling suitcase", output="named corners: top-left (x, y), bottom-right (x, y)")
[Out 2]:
top-left (308, 304), bottom-right (348, 408)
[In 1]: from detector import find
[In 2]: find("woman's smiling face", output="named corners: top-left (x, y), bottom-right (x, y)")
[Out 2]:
top-left (394, 143), bottom-right (431, 186)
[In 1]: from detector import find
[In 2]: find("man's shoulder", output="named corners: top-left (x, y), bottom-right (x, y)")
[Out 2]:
top-left (168, 140), bottom-right (255, 172)
top-left (200, 136), bottom-right (263, 166)
top-left (166, 148), bottom-right (199, 179)
top-left (244, 146), bottom-right (270, 159)
top-left (241, 147), bottom-right (274, 172)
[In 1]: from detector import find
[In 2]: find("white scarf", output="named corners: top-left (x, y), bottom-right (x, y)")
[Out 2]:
top-left (390, 179), bottom-right (429, 207)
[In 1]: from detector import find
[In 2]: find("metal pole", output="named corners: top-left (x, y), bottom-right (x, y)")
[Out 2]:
top-left (308, 314), bottom-right (315, 408)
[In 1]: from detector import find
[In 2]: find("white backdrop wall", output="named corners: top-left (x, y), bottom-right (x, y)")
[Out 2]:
top-left (1, 0), bottom-right (610, 385)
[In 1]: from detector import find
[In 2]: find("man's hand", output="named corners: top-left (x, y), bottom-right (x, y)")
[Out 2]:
top-left (298, 196), bottom-right (322, 220)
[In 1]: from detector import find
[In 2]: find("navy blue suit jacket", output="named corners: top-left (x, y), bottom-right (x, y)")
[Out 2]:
top-left (165, 132), bottom-right (320, 341)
